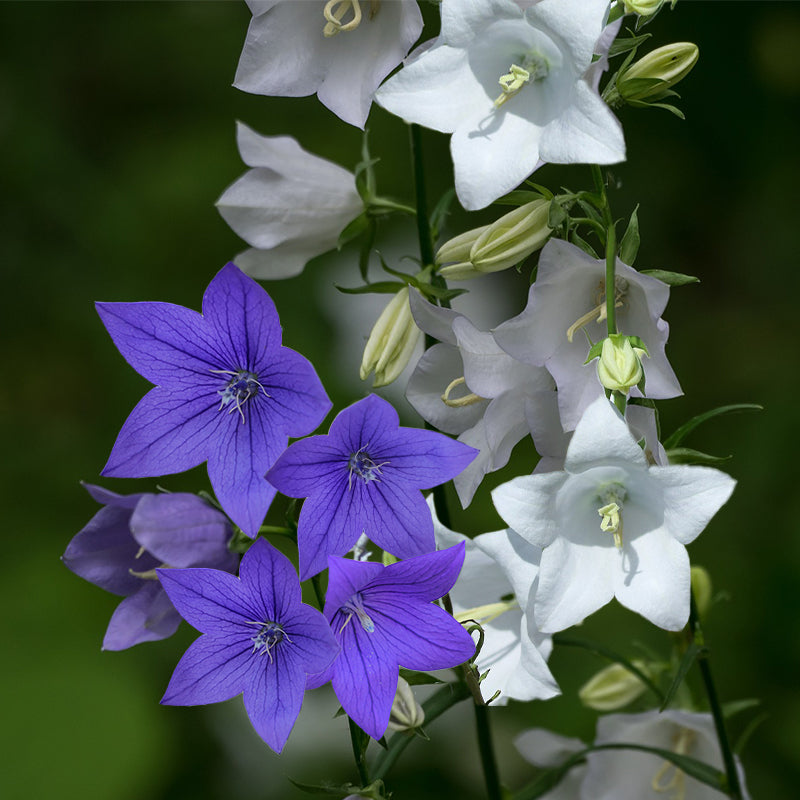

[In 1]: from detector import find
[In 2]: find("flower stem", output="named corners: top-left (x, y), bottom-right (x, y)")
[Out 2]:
top-left (410, 123), bottom-right (435, 269)
top-left (590, 165), bottom-right (617, 336)
top-left (474, 703), bottom-right (503, 800)
top-left (348, 717), bottom-right (371, 786)
top-left (688, 592), bottom-right (744, 799)
top-left (310, 573), bottom-right (325, 610)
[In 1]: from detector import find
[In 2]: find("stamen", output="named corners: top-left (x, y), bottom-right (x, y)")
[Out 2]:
top-left (129, 567), bottom-right (159, 580)
top-left (651, 728), bottom-right (696, 799)
top-left (347, 445), bottom-right (389, 490)
top-left (565, 278), bottom-right (628, 343)
top-left (323, 0), bottom-right (363, 37)
top-left (441, 376), bottom-right (486, 408)
top-left (455, 598), bottom-right (517, 626)
top-left (493, 55), bottom-right (549, 108)
top-left (246, 620), bottom-right (289, 663)
top-left (597, 483), bottom-right (627, 548)
top-left (212, 368), bottom-right (269, 424)
top-left (342, 594), bottom-right (375, 633)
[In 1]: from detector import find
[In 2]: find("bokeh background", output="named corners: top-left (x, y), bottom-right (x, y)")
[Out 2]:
top-left (2, 1), bottom-right (799, 798)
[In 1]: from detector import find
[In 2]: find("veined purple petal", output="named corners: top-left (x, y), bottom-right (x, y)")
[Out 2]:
top-left (280, 604), bottom-right (340, 677)
top-left (102, 387), bottom-right (221, 478)
top-left (327, 394), bottom-right (399, 454)
top-left (202, 263), bottom-right (281, 371)
top-left (364, 479), bottom-right (435, 559)
top-left (266, 436), bottom-right (348, 498)
top-left (96, 300), bottom-right (225, 387)
top-left (161, 631), bottom-right (254, 706)
top-left (237, 538), bottom-right (302, 622)
top-left (103, 582), bottom-right (181, 650)
top-left (82, 483), bottom-right (143, 510)
top-left (324, 557), bottom-right (385, 621)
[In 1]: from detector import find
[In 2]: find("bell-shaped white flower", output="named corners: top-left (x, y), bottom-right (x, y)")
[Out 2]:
top-left (430, 497), bottom-right (559, 704)
top-left (492, 396), bottom-right (736, 633)
top-left (216, 122), bottom-right (363, 280)
top-left (376, 0), bottom-right (625, 209)
top-left (235, 0), bottom-right (423, 129)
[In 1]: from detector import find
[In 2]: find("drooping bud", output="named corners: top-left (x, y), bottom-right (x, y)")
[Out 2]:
top-left (690, 565), bottom-right (713, 619)
top-left (360, 286), bottom-right (421, 387)
top-left (624, 0), bottom-right (664, 16)
top-left (618, 43), bottom-right (699, 103)
top-left (578, 660), bottom-right (651, 711)
top-left (437, 200), bottom-right (551, 280)
top-left (595, 334), bottom-right (648, 394)
top-left (387, 677), bottom-right (425, 732)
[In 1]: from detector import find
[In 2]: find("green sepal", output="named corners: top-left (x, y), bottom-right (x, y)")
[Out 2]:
top-left (359, 220), bottom-right (377, 282)
top-left (494, 188), bottom-right (549, 206)
top-left (660, 642), bottom-right (709, 711)
top-left (619, 76), bottom-right (668, 99)
top-left (627, 335), bottom-right (650, 356)
top-left (640, 268), bottom-right (700, 286)
top-left (524, 181), bottom-right (555, 199)
top-left (429, 187), bottom-right (456, 244)
top-left (584, 340), bottom-right (604, 364)
top-left (569, 228), bottom-right (599, 259)
top-left (338, 212), bottom-right (370, 250)
top-left (548, 198), bottom-right (568, 228)
top-left (665, 448), bottom-right (732, 467)
top-left (619, 204), bottom-right (641, 265)
top-left (334, 281), bottom-right (407, 295)
top-left (354, 129), bottom-right (378, 202)
top-left (722, 698), bottom-right (761, 720)
top-left (608, 31), bottom-right (652, 58)
top-left (663, 403), bottom-right (763, 449)
top-left (734, 712), bottom-right (768, 756)
top-left (288, 779), bottom-right (375, 798)
top-left (399, 668), bottom-right (445, 686)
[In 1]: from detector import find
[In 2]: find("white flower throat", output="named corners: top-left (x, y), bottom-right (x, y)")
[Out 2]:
top-left (494, 53), bottom-right (549, 108)
top-left (597, 483), bottom-right (627, 549)
top-left (322, 0), bottom-right (380, 38)
top-left (566, 277), bottom-right (629, 343)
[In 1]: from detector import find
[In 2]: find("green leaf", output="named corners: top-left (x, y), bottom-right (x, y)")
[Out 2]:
top-left (334, 281), bottom-right (406, 295)
top-left (553, 633), bottom-right (665, 704)
top-left (288, 779), bottom-right (364, 797)
top-left (734, 712), bottom-right (768, 756)
top-left (524, 181), bottom-right (555, 199)
top-left (569, 229), bottom-right (600, 259)
top-left (722, 698), bottom-right (762, 720)
top-left (639, 269), bottom-right (700, 286)
top-left (584, 340), bottom-right (604, 363)
top-left (665, 448), bottom-right (732, 467)
top-left (660, 642), bottom-right (708, 711)
top-left (429, 187), bottom-right (456, 243)
top-left (399, 669), bottom-right (444, 686)
top-left (663, 403), bottom-right (763, 449)
top-left (358, 220), bottom-right (377, 283)
top-left (608, 31), bottom-right (652, 58)
top-left (619, 205), bottom-right (640, 266)
top-left (493, 189), bottom-right (548, 207)
top-left (548, 199), bottom-right (568, 228)
top-left (338, 212), bottom-right (370, 249)
top-left (420, 284), bottom-right (468, 302)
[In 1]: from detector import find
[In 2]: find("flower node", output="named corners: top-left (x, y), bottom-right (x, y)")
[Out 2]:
top-left (347, 445), bottom-right (388, 489)
top-left (248, 620), bottom-right (286, 661)
top-left (342, 593), bottom-right (375, 633)
top-left (213, 368), bottom-right (268, 423)
top-left (322, 0), bottom-right (379, 37)
top-left (494, 55), bottom-right (549, 108)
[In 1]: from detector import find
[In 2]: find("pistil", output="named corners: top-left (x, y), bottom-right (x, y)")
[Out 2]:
top-left (565, 278), bottom-right (628, 343)
top-left (323, 0), bottom-right (379, 37)
top-left (494, 55), bottom-right (549, 108)
top-left (441, 376), bottom-right (486, 408)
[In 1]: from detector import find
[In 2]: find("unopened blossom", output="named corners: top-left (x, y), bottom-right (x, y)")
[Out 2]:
top-left (430, 497), bottom-right (559, 704)
top-left (266, 394), bottom-right (477, 578)
top-left (307, 545), bottom-right (475, 740)
top-left (492, 396), bottom-right (736, 632)
top-left (407, 291), bottom-right (554, 505)
top-left (216, 122), bottom-right (363, 280)
top-left (376, 0), bottom-right (624, 209)
top-left (97, 263), bottom-right (331, 536)
top-left (62, 485), bottom-right (237, 650)
top-left (616, 43), bottom-right (700, 104)
top-left (596, 334), bottom-right (648, 394)
top-left (235, 0), bottom-right (423, 129)
top-left (578, 661), bottom-right (650, 711)
top-left (159, 538), bottom-right (339, 752)
top-left (495, 238), bottom-right (681, 430)
top-left (387, 676), bottom-right (425, 732)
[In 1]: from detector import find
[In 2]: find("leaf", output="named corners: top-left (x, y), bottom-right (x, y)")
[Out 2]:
top-left (619, 205), bottom-right (640, 266)
top-left (660, 642), bottom-right (708, 711)
top-left (608, 31), bottom-right (652, 58)
top-left (524, 181), bottom-right (555, 199)
top-left (569, 229), bottom-right (600, 259)
top-left (722, 698), bottom-right (761, 720)
top-left (493, 190), bottom-right (547, 206)
top-left (420, 284), bottom-right (468, 302)
top-left (734, 712), bottom-right (768, 756)
top-left (334, 281), bottom-right (406, 295)
top-left (429, 188), bottom-right (456, 243)
top-left (548, 199), bottom-right (568, 228)
top-left (358, 220), bottom-right (377, 283)
top-left (584, 340), bottom-right (604, 363)
top-left (553, 633), bottom-right (665, 704)
top-left (288, 779), bottom-right (364, 797)
top-left (663, 404), bottom-right (763, 449)
top-left (639, 269), bottom-right (700, 286)
top-left (338, 212), bottom-right (370, 250)
top-left (399, 668), bottom-right (444, 686)
top-left (665, 448), bottom-right (732, 467)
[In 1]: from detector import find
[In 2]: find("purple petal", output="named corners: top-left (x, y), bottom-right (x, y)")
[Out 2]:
top-left (363, 479), bottom-right (436, 559)
top-left (130, 493), bottom-right (234, 568)
top-left (237, 538), bottom-right (302, 621)
top-left (82, 483), bottom-right (144, 510)
top-left (96, 300), bottom-right (224, 387)
top-left (201, 263), bottom-right (282, 371)
top-left (266, 435), bottom-right (348, 498)
top-left (324, 557), bottom-right (385, 621)
top-left (161, 631), bottom-right (254, 705)
top-left (243, 647), bottom-right (305, 752)
top-left (102, 387), bottom-right (221, 477)
top-left (327, 394), bottom-right (399, 454)
top-left (280, 604), bottom-right (340, 677)
top-left (368, 542), bottom-right (466, 602)
top-left (103, 582), bottom-right (181, 650)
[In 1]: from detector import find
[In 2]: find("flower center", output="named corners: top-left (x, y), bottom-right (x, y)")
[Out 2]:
top-left (212, 368), bottom-right (268, 424)
top-left (322, 0), bottom-right (379, 37)
top-left (597, 483), bottom-right (627, 548)
top-left (341, 593), bottom-right (375, 633)
top-left (247, 620), bottom-right (287, 662)
top-left (566, 277), bottom-right (629, 343)
top-left (347, 445), bottom-right (388, 490)
top-left (441, 376), bottom-right (487, 408)
top-left (651, 727), bottom-right (696, 800)
top-left (494, 54), bottom-right (549, 108)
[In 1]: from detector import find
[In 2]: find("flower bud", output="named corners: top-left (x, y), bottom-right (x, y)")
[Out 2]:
top-left (618, 43), bottom-right (699, 102)
top-left (579, 660), bottom-right (650, 711)
top-left (437, 200), bottom-right (551, 280)
top-left (387, 677), bottom-right (425, 732)
top-left (624, 0), bottom-right (664, 16)
top-left (690, 565), bottom-right (713, 619)
top-left (596, 334), bottom-right (647, 394)
top-left (360, 286), bottom-right (421, 387)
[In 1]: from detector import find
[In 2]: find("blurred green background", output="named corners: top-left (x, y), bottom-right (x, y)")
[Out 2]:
top-left (2, 1), bottom-right (799, 798)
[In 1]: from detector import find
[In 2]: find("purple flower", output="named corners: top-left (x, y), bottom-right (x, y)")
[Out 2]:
top-left (308, 544), bottom-right (475, 740)
top-left (96, 263), bottom-right (331, 536)
top-left (157, 538), bottom-right (339, 752)
top-left (266, 394), bottom-right (478, 579)
top-left (62, 484), bottom-right (238, 650)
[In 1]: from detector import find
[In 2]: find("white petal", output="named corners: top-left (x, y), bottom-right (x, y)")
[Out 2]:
top-left (475, 527), bottom-right (542, 604)
top-left (232, 240), bottom-right (327, 281)
top-left (515, 727), bottom-right (585, 768)
top-left (408, 289), bottom-right (461, 344)
top-left (442, 0), bottom-right (523, 48)
top-left (491, 473), bottom-right (566, 547)
top-left (453, 421), bottom-right (495, 507)
top-left (527, 0), bottom-right (609, 69)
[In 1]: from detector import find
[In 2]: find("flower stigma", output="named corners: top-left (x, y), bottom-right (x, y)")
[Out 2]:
top-left (341, 593), bottom-right (375, 633)
top-left (212, 368), bottom-right (269, 424)
top-left (247, 620), bottom-right (288, 662)
top-left (441, 376), bottom-right (487, 408)
top-left (566, 277), bottom-right (629, 343)
top-left (494, 55), bottom-right (549, 108)
top-left (651, 727), bottom-right (696, 800)
top-left (323, 0), bottom-right (380, 37)
top-left (597, 483), bottom-right (627, 548)
top-left (347, 445), bottom-right (389, 490)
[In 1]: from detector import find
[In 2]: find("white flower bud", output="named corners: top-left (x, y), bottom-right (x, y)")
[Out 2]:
top-left (690, 565), bottom-right (713, 619)
top-left (579, 661), bottom-right (650, 711)
top-left (597, 335), bottom-right (646, 394)
top-left (387, 677), bottom-right (425, 732)
top-left (623, 0), bottom-right (664, 17)
top-left (360, 286), bottom-right (421, 387)
top-left (435, 225), bottom-right (489, 277)
top-left (619, 43), bottom-right (699, 102)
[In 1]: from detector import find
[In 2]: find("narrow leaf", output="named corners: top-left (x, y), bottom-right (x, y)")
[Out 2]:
top-left (429, 188), bottom-right (456, 243)
top-left (334, 281), bottom-right (406, 295)
top-left (640, 268), bottom-right (700, 286)
top-left (619, 205), bottom-right (640, 266)
top-left (663, 404), bottom-right (763, 449)
top-left (288, 779), bottom-right (363, 797)
top-left (660, 642), bottom-right (708, 711)
top-left (665, 448), bottom-right (732, 467)
top-left (569, 229), bottom-right (600, 259)
top-left (734, 712), bottom-right (768, 755)
top-left (722, 698), bottom-right (761, 720)
top-left (399, 668), bottom-right (444, 686)
top-left (338, 212), bottom-right (370, 249)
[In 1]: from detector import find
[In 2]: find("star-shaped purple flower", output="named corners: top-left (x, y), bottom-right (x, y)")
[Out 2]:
top-left (158, 538), bottom-right (339, 752)
top-left (266, 394), bottom-right (478, 578)
top-left (308, 544), bottom-right (475, 740)
top-left (62, 484), bottom-right (238, 650)
top-left (96, 263), bottom-right (331, 536)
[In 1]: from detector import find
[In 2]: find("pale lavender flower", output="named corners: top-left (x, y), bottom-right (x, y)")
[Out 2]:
top-left (96, 263), bottom-right (331, 536)
top-left (158, 538), bottom-right (339, 753)
top-left (62, 485), bottom-right (237, 650)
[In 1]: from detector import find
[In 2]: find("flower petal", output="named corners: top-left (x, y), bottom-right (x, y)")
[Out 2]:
top-left (102, 582), bottom-right (181, 650)
top-left (238, 538), bottom-right (302, 622)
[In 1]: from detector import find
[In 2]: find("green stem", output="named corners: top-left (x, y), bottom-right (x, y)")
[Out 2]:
top-left (310, 573), bottom-right (325, 610)
top-left (349, 717), bottom-right (371, 786)
top-left (590, 165), bottom-right (617, 336)
top-left (410, 123), bottom-right (435, 268)
top-left (474, 703), bottom-right (502, 800)
top-left (688, 592), bottom-right (744, 799)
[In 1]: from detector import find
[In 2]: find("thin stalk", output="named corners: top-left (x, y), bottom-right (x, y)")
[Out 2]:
top-left (410, 123), bottom-right (435, 268)
top-left (349, 717), bottom-right (371, 786)
top-left (310, 573), bottom-right (325, 610)
top-left (590, 165), bottom-right (617, 336)
top-left (688, 592), bottom-right (744, 799)
top-left (474, 703), bottom-right (502, 800)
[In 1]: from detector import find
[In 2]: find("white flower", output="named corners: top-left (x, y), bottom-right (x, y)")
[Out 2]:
top-left (430, 497), bottom-right (559, 704)
top-left (234, 0), bottom-right (423, 128)
top-left (216, 122), bottom-right (363, 280)
top-left (375, 0), bottom-right (625, 209)
top-left (492, 396), bottom-right (736, 633)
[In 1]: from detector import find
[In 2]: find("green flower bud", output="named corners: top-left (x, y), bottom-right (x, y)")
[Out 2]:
top-left (437, 199), bottom-right (551, 280)
top-left (387, 677), bottom-right (425, 732)
top-left (618, 43), bottom-right (699, 102)
top-left (596, 334), bottom-right (647, 394)
top-left (579, 660), bottom-right (650, 711)
top-left (360, 286), bottom-right (421, 387)
top-left (690, 565), bottom-right (713, 619)
top-left (624, 0), bottom-right (664, 16)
